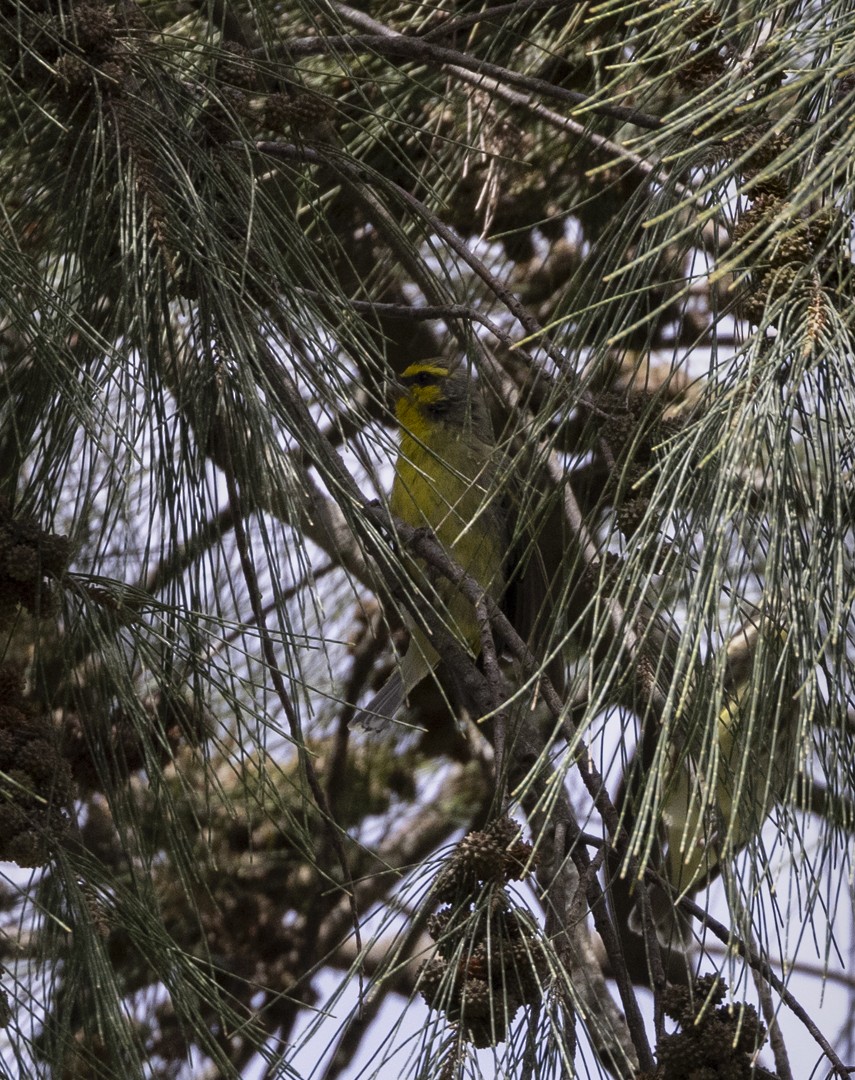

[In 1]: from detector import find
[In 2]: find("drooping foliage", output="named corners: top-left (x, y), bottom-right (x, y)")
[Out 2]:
top-left (0, 0), bottom-right (853, 1076)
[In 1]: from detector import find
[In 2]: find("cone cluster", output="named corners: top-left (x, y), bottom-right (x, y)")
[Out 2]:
top-left (419, 817), bottom-right (548, 1048)
top-left (0, 664), bottom-right (72, 867)
top-left (640, 974), bottom-right (774, 1080)
top-left (0, 502), bottom-right (70, 629)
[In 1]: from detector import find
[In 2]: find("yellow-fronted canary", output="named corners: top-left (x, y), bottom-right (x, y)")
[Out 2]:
top-left (653, 616), bottom-right (798, 944)
top-left (350, 361), bottom-right (508, 732)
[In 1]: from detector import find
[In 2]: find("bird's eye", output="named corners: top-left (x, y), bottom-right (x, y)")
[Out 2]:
top-left (414, 372), bottom-right (433, 387)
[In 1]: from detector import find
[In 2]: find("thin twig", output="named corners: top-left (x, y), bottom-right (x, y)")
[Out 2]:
top-left (703, 945), bottom-right (855, 993)
top-left (289, 288), bottom-right (513, 340)
top-left (284, 2), bottom-right (663, 131)
top-left (677, 895), bottom-right (849, 1078)
top-left (447, 66), bottom-right (677, 187)
top-left (751, 953), bottom-right (794, 1080)
top-left (418, 0), bottom-right (576, 42)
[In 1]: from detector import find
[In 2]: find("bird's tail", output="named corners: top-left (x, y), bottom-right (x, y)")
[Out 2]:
top-left (628, 884), bottom-right (693, 950)
top-left (349, 672), bottom-right (407, 734)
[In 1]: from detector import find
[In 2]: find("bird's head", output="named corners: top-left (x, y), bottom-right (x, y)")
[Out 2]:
top-left (394, 362), bottom-right (491, 442)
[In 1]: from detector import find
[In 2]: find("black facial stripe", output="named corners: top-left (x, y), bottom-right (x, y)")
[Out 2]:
top-left (401, 369), bottom-right (448, 388)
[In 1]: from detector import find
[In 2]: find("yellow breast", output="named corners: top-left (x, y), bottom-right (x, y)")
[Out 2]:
top-left (390, 411), bottom-right (505, 652)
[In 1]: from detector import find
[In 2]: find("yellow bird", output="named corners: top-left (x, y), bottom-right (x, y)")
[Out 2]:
top-left (653, 617), bottom-right (798, 944)
top-left (350, 362), bottom-right (508, 733)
